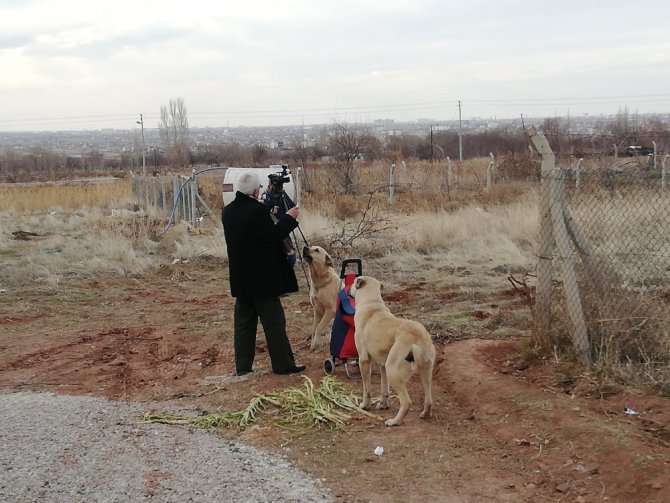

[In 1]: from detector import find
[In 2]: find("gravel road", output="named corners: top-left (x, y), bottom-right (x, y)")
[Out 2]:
top-left (0, 392), bottom-right (332, 502)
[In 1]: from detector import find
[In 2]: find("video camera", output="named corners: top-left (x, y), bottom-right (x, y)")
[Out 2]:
top-left (267, 164), bottom-right (291, 194)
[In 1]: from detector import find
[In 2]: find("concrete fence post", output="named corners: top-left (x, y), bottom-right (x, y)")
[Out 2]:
top-left (389, 163), bottom-right (396, 205)
top-left (574, 158), bottom-right (583, 191)
top-left (653, 141), bottom-right (657, 171)
top-left (486, 152), bottom-right (495, 192)
top-left (527, 127), bottom-right (590, 367)
top-left (446, 156), bottom-right (453, 192)
top-left (295, 166), bottom-right (302, 206)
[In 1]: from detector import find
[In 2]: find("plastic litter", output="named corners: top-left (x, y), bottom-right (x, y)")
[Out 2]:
top-left (373, 446), bottom-right (384, 458)
top-left (623, 407), bottom-right (639, 416)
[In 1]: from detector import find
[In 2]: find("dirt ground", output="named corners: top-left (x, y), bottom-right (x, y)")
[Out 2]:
top-left (1, 255), bottom-right (670, 502)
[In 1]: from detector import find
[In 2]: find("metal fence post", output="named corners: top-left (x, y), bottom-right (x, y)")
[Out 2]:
top-left (172, 176), bottom-right (179, 223)
top-left (180, 176), bottom-right (187, 223)
top-left (190, 170), bottom-right (197, 225)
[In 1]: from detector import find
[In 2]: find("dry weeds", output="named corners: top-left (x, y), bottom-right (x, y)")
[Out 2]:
top-left (2, 161), bottom-right (669, 391)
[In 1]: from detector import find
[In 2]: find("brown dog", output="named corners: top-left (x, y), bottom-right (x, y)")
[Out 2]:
top-left (302, 246), bottom-right (340, 350)
top-left (350, 275), bottom-right (436, 426)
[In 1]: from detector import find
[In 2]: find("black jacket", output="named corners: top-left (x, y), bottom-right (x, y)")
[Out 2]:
top-left (222, 191), bottom-right (299, 299)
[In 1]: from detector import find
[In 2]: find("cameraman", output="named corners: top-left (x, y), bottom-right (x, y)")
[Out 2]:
top-left (222, 171), bottom-right (306, 376)
top-left (261, 175), bottom-right (297, 268)
top-left (262, 181), bottom-right (295, 220)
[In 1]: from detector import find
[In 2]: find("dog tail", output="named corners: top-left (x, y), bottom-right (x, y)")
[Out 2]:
top-left (406, 343), bottom-right (436, 368)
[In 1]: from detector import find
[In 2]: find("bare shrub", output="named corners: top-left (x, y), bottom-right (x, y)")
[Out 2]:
top-left (320, 191), bottom-right (396, 259)
top-left (496, 152), bottom-right (539, 182)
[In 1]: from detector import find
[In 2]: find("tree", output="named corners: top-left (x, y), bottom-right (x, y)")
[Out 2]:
top-left (159, 97), bottom-right (190, 168)
top-left (289, 132), bottom-right (308, 169)
top-left (328, 122), bottom-right (372, 194)
top-left (251, 144), bottom-right (268, 165)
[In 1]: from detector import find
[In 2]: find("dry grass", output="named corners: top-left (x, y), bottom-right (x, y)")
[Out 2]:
top-left (0, 209), bottom-right (157, 287)
top-left (0, 164), bottom-right (538, 295)
top-left (0, 179), bottom-right (133, 212)
top-left (3, 163), bottom-right (668, 391)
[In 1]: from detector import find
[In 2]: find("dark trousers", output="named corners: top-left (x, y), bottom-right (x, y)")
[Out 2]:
top-left (234, 297), bottom-right (297, 373)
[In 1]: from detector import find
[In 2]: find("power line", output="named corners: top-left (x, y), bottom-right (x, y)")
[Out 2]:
top-left (1, 93), bottom-right (669, 129)
top-left (466, 93), bottom-right (670, 103)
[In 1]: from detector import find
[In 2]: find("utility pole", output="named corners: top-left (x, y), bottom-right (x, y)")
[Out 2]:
top-left (136, 113), bottom-right (146, 175)
top-left (458, 100), bottom-right (463, 162)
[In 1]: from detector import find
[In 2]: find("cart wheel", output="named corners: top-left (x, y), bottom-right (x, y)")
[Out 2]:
top-left (344, 359), bottom-right (361, 379)
top-left (323, 357), bottom-right (335, 374)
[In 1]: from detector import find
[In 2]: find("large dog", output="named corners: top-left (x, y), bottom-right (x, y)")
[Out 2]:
top-left (302, 246), bottom-right (340, 350)
top-left (350, 275), bottom-right (436, 426)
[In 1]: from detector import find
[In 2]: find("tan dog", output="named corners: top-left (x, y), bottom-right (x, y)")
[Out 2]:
top-left (302, 246), bottom-right (340, 350)
top-left (350, 275), bottom-right (436, 426)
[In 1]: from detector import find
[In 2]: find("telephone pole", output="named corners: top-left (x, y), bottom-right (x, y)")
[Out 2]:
top-left (458, 100), bottom-right (463, 162)
top-left (136, 113), bottom-right (146, 175)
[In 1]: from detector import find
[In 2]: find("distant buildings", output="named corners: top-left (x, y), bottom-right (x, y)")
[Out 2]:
top-left (1, 113), bottom-right (668, 158)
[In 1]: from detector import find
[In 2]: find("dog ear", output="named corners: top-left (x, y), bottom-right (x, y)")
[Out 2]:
top-left (325, 253), bottom-right (333, 267)
top-left (356, 277), bottom-right (366, 289)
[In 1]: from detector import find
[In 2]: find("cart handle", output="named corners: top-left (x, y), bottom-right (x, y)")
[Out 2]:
top-left (340, 259), bottom-right (362, 279)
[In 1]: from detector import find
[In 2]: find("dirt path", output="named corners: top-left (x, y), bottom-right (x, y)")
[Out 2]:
top-left (445, 339), bottom-right (670, 502)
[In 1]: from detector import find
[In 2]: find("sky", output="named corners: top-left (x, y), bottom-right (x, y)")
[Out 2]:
top-left (1, 0), bottom-right (670, 132)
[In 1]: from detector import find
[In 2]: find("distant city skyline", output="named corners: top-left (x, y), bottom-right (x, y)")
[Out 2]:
top-left (5, 113), bottom-right (665, 159)
top-left (2, 1), bottom-right (669, 132)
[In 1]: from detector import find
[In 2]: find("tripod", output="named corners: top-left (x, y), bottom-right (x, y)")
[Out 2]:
top-left (264, 185), bottom-right (308, 269)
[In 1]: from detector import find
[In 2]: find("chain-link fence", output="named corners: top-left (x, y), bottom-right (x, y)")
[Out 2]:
top-left (533, 127), bottom-right (670, 383)
top-left (132, 174), bottom-right (213, 226)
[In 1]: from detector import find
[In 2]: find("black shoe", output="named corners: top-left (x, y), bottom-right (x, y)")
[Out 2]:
top-left (235, 369), bottom-right (253, 377)
top-left (273, 364), bottom-right (306, 375)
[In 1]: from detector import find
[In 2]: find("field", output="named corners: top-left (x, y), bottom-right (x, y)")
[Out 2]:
top-left (1, 167), bottom-right (670, 502)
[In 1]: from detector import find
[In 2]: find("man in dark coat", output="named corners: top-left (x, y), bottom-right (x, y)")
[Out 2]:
top-left (222, 171), bottom-right (306, 376)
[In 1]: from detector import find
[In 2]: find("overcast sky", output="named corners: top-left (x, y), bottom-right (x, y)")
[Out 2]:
top-left (1, 0), bottom-right (669, 131)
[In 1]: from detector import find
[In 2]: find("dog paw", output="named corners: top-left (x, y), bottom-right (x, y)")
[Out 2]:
top-left (309, 336), bottom-right (327, 351)
top-left (375, 401), bottom-right (389, 410)
top-left (419, 410), bottom-right (431, 419)
top-left (359, 400), bottom-right (371, 410)
top-left (384, 418), bottom-right (400, 427)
